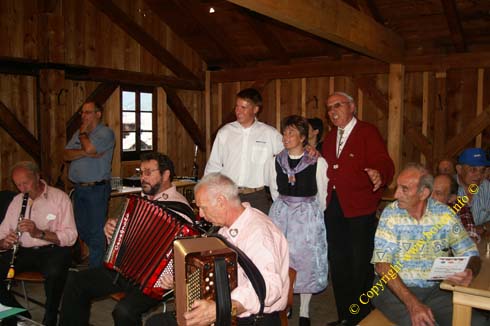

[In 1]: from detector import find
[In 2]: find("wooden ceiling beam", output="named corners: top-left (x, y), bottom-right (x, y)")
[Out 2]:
top-left (162, 86), bottom-right (206, 152)
top-left (88, 0), bottom-right (201, 82)
top-left (0, 57), bottom-right (203, 90)
top-left (226, 0), bottom-right (404, 63)
top-left (440, 0), bottom-right (467, 52)
top-left (241, 9), bottom-right (290, 64)
top-left (211, 56), bottom-right (389, 82)
top-left (355, 0), bottom-right (385, 24)
top-left (65, 82), bottom-right (119, 140)
top-left (0, 101), bottom-right (40, 162)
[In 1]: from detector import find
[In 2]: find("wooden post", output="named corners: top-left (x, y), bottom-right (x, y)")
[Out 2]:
top-left (476, 68), bottom-right (484, 147)
top-left (217, 83), bottom-right (223, 125)
top-left (205, 71), bottom-right (211, 158)
top-left (38, 69), bottom-right (66, 184)
top-left (157, 87), bottom-right (168, 154)
top-left (421, 72), bottom-right (429, 165)
top-left (434, 72), bottom-right (447, 163)
top-left (357, 88), bottom-right (364, 120)
top-left (275, 80), bottom-right (281, 130)
top-left (301, 78), bottom-right (307, 117)
top-left (387, 64), bottom-right (405, 185)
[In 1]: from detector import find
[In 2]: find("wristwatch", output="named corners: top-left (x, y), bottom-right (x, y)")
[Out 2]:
top-left (40, 230), bottom-right (46, 240)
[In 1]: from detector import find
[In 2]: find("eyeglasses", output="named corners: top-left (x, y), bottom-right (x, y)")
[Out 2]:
top-left (79, 110), bottom-right (96, 115)
top-left (140, 168), bottom-right (160, 176)
top-left (464, 166), bottom-right (486, 174)
top-left (326, 101), bottom-right (351, 111)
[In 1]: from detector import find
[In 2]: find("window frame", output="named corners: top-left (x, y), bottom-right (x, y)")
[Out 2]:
top-left (120, 85), bottom-right (157, 161)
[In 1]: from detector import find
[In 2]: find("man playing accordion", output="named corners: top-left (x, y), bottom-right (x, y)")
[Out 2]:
top-left (59, 152), bottom-right (193, 326)
top-left (147, 173), bottom-right (290, 326)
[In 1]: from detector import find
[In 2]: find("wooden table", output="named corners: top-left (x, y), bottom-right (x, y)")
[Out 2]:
top-left (440, 240), bottom-right (490, 326)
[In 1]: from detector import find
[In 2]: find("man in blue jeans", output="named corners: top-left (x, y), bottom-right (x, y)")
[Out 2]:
top-left (64, 101), bottom-right (115, 267)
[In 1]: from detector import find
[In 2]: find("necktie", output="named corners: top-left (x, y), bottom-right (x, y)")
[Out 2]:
top-left (337, 128), bottom-right (344, 158)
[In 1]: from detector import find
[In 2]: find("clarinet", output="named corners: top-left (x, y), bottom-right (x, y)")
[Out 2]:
top-left (6, 192), bottom-right (29, 290)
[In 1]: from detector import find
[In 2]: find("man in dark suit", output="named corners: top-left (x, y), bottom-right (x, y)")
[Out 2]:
top-left (322, 92), bottom-right (395, 326)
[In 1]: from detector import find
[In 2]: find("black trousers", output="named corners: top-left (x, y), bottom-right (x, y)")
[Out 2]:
top-left (0, 246), bottom-right (72, 326)
top-left (145, 312), bottom-right (280, 326)
top-left (59, 267), bottom-right (161, 326)
top-left (239, 189), bottom-right (272, 215)
top-left (325, 191), bottom-right (376, 325)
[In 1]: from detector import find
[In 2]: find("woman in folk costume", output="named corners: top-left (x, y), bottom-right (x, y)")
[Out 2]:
top-left (266, 115), bottom-right (328, 326)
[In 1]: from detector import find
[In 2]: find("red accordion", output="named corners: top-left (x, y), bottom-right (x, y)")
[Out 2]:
top-left (104, 195), bottom-right (198, 299)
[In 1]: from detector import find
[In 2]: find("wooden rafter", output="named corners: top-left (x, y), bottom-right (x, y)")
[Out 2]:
top-left (226, 0), bottom-right (404, 63)
top-left (66, 83), bottom-right (119, 140)
top-left (162, 86), bottom-right (206, 152)
top-left (241, 9), bottom-right (290, 64)
top-left (440, 0), bottom-right (466, 52)
top-left (404, 118), bottom-right (433, 161)
top-left (355, 0), bottom-right (384, 24)
top-left (146, 0), bottom-right (245, 67)
top-left (444, 106), bottom-right (490, 159)
top-left (88, 0), bottom-right (200, 82)
top-left (0, 101), bottom-right (40, 162)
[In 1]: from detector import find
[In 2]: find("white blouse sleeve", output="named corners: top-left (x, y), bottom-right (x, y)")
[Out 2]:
top-left (316, 157), bottom-right (328, 212)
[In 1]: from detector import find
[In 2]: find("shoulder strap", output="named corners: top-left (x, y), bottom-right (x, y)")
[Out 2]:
top-left (152, 200), bottom-right (196, 222)
top-left (212, 234), bottom-right (266, 316)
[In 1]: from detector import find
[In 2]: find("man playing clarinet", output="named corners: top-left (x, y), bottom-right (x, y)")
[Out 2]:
top-left (0, 161), bottom-right (77, 326)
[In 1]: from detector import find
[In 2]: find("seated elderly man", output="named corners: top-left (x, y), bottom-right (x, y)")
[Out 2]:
top-left (0, 161), bottom-right (77, 326)
top-left (371, 163), bottom-right (486, 326)
top-left (432, 173), bottom-right (480, 242)
top-left (437, 158), bottom-right (456, 175)
top-left (456, 148), bottom-right (490, 226)
top-left (147, 172), bottom-right (290, 326)
top-left (431, 174), bottom-right (458, 205)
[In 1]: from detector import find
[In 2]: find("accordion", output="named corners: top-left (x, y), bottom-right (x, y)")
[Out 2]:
top-left (104, 195), bottom-right (199, 299)
top-left (174, 236), bottom-right (238, 326)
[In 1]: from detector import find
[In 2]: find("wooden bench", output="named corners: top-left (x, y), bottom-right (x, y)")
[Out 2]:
top-left (358, 309), bottom-right (394, 326)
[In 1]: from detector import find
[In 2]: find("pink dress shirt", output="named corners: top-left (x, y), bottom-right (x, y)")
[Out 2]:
top-left (0, 180), bottom-right (77, 247)
top-left (219, 203), bottom-right (289, 317)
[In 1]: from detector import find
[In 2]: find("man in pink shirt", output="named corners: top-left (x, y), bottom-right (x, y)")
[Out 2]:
top-left (147, 172), bottom-right (289, 326)
top-left (0, 161), bottom-right (77, 326)
top-left (59, 152), bottom-right (194, 326)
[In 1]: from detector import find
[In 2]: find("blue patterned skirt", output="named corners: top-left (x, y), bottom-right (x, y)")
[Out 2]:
top-left (269, 196), bottom-right (328, 293)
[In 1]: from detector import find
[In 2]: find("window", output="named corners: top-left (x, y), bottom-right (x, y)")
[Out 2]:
top-left (121, 87), bottom-right (156, 161)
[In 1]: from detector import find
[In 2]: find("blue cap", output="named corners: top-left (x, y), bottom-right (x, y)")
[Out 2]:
top-left (458, 148), bottom-right (490, 166)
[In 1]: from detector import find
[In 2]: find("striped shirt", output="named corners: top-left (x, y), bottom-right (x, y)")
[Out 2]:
top-left (372, 198), bottom-right (478, 288)
top-left (457, 178), bottom-right (490, 225)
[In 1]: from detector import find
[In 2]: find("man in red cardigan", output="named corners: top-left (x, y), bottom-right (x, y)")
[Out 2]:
top-left (322, 92), bottom-right (394, 326)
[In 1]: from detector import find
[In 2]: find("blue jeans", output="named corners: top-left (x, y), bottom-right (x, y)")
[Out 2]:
top-left (73, 183), bottom-right (111, 267)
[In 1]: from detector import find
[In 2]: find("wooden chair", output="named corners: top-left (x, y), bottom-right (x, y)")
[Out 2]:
top-left (279, 268), bottom-right (297, 326)
top-left (13, 271), bottom-right (46, 308)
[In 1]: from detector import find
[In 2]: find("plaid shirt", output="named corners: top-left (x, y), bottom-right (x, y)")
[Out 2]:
top-left (458, 205), bottom-right (480, 243)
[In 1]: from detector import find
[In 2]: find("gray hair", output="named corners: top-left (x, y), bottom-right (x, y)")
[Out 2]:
top-left (403, 162), bottom-right (433, 193)
top-left (10, 161), bottom-right (40, 177)
top-left (194, 173), bottom-right (240, 205)
top-left (330, 91), bottom-right (357, 115)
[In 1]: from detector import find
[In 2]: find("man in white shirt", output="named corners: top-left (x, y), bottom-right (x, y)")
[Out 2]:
top-left (205, 88), bottom-right (283, 214)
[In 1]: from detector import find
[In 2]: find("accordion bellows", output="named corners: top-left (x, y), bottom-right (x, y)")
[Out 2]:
top-left (174, 237), bottom-right (238, 326)
top-left (104, 195), bottom-right (198, 299)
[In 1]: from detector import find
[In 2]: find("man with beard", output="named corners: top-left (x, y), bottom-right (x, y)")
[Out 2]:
top-left (59, 152), bottom-right (193, 326)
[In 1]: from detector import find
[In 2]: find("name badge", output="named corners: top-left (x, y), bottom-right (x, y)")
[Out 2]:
top-left (46, 213), bottom-right (56, 221)
top-left (333, 164), bottom-right (339, 169)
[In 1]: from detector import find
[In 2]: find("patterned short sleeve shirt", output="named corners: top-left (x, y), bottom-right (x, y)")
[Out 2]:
top-left (372, 198), bottom-right (479, 287)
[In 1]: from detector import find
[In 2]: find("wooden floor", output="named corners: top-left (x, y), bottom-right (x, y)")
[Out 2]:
top-left (15, 275), bottom-right (338, 326)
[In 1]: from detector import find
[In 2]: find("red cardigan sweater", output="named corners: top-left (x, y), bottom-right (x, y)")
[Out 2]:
top-left (322, 120), bottom-right (394, 217)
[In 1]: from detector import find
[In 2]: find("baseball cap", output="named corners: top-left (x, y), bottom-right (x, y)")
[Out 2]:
top-left (458, 148), bottom-right (490, 166)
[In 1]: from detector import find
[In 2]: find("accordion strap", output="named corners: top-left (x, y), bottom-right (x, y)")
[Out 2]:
top-left (152, 200), bottom-right (196, 222)
top-left (212, 234), bottom-right (266, 316)
top-left (214, 257), bottom-right (232, 326)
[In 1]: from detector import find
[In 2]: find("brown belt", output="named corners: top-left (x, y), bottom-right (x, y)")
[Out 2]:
top-left (238, 187), bottom-right (264, 195)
